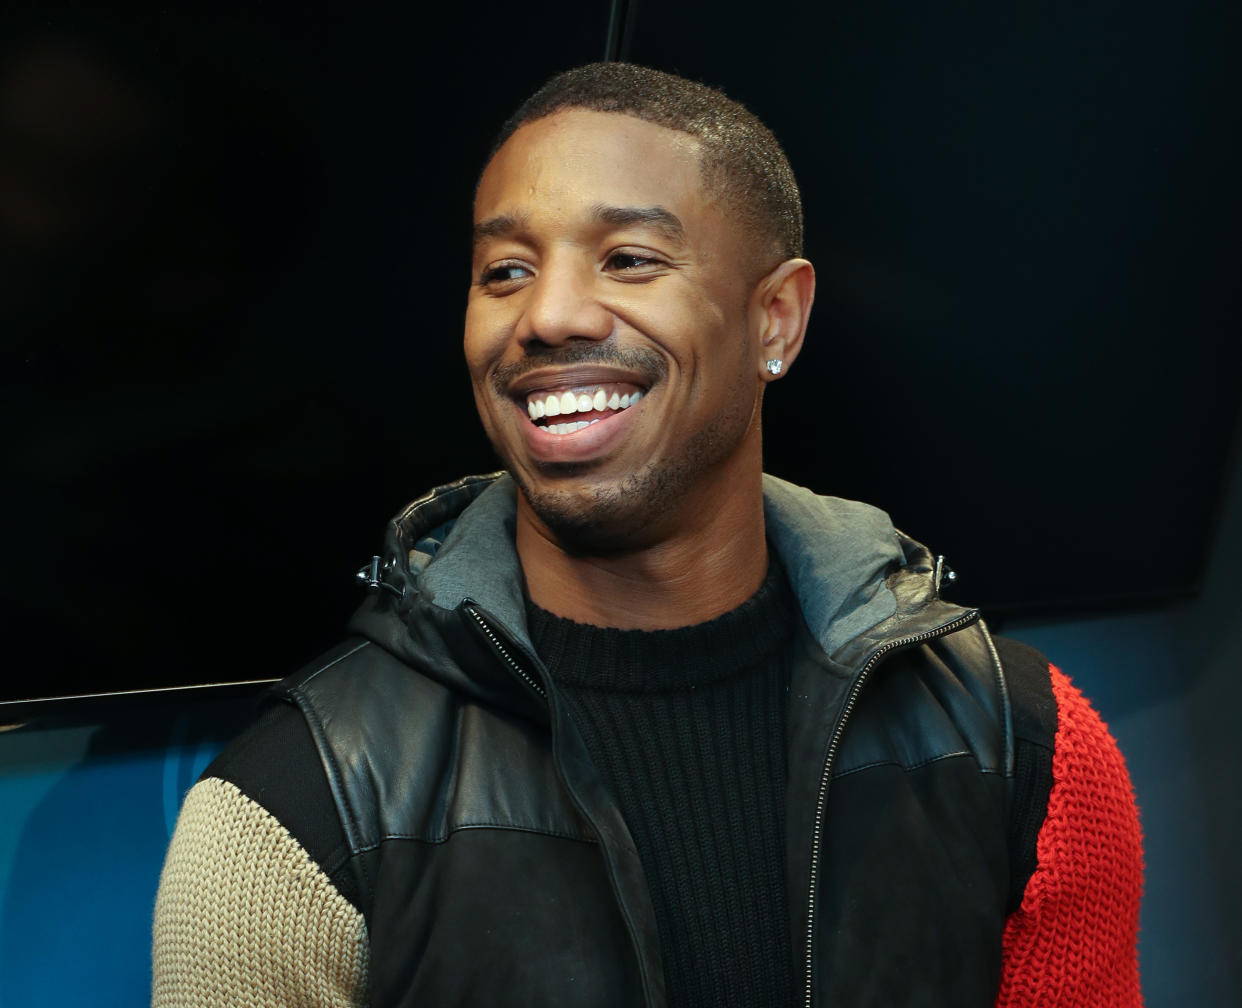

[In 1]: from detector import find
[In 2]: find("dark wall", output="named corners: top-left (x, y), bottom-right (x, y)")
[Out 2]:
top-left (1, 3), bottom-right (608, 700)
top-left (621, 1), bottom-right (1241, 612)
top-left (3, 1), bottom-right (1238, 704)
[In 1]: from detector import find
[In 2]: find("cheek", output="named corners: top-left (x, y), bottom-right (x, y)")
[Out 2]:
top-left (462, 341), bottom-right (489, 386)
top-left (463, 312), bottom-right (504, 383)
top-left (469, 383), bottom-right (499, 436)
top-left (620, 293), bottom-right (727, 365)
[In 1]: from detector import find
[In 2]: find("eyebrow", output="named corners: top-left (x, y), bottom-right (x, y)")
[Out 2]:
top-left (590, 204), bottom-right (687, 244)
top-left (471, 204), bottom-right (687, 249)
top-left (472, 213), bottom-right (528, 248)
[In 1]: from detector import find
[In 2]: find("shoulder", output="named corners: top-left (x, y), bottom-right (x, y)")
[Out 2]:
top-left (198, 688), bottom-right (360, 899)
top-left (989, 637), bottom-right (1136, 839)
top-left (996, 655), bottom-right (1144, 1005)
top-left (155, 656), bottom-right (376, 1006)
top-left (199, 634), bottom-right (456, 868)
top-left (155, 705), bottom-right (370, 1006)
top-left (181, 636), bottom-right (423, 906)
top-left (992, 635), bottom-right (1058, 750)
top-left (1040, 662), bottom-right (1143, 845)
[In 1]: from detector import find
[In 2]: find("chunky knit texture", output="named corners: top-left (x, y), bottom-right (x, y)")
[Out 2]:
top-left (996, 665), bottom-right (1144, 1005)
top-left (152, 777), bottom-right (368, 1007)
top-left (528, 561), bottom-right (797, 1008)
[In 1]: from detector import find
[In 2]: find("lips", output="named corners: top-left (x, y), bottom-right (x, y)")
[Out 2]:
top-left (494, 350), bottom-right (664, 465)
top-left (505, 373), bottom-right (650, 464)
top-left (507, 363), bottom-right (650, 429)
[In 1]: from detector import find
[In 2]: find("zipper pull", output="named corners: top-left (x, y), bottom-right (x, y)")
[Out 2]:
top-left (934, 555), bottom-right (958, 595)
top-left (355, 555), bottom-right (405, 600)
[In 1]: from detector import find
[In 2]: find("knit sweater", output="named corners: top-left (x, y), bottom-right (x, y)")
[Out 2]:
top-left (997, 665), bottom-right (1145, 1005)
top-left (526, 559), bottom-right (797, 1007)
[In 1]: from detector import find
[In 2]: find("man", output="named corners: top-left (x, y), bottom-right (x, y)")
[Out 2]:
top-left (153, 63), bottom-right (1143, 1007)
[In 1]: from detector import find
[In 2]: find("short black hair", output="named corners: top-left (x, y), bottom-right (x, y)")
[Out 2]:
top-left (489, 62), bottom-right (803, 265)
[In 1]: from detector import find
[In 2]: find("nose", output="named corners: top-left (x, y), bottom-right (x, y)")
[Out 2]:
top-left (517, 256), bottom-right (614, 348)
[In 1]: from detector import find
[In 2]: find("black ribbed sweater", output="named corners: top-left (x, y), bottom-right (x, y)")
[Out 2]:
top-left (526, 561), bottom-right (796, 1007)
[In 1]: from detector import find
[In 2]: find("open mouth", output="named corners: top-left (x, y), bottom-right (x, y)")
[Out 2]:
top-left (525, 384), bottom-right (645, 435)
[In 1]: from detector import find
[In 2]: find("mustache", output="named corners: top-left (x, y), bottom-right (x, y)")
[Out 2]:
top-left (491, 343), bottom-right (667, 396)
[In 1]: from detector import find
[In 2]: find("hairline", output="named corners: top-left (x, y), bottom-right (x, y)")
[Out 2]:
top-left (478, 106), bottom-right (787, 274)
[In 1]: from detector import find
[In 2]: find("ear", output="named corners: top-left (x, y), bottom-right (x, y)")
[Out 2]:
top-left (751, 258), bottom-right (815, 382)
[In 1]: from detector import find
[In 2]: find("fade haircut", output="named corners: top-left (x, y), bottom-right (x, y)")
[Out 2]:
top-left (489, 62), bottom-right (803, 265)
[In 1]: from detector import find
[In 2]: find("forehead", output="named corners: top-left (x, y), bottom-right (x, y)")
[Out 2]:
top-left (474, 109), bottom-right (710, 227)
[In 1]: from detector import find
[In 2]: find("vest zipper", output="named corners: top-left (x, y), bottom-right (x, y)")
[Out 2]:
top-left (802, 608), bottom-right (980, 1008)
top-left (463, 603), bottom-right (547, 698)
top-left (462, 601), bottom-right (667, 1006)
top-left (467, 600), bottom-right (979, 1007)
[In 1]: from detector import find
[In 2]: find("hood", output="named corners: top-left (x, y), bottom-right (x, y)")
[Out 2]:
top-left (348, 471), bottom-right (973, 707)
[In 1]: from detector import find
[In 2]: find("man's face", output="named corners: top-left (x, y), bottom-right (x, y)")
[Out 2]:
top-left (465, 109), bottom-right (765, 549)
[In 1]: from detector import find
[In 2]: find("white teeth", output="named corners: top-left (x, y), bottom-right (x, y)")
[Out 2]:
top-left (545, 419), bottom-right (600, 435)
top-left (526, 386), bottom-right (647, 423)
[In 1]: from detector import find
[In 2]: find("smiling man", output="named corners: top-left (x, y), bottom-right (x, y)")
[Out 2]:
top-left (153, 64), bottom-right (1143, 1007)
top-left (466, 104), bottom-right (812, 628)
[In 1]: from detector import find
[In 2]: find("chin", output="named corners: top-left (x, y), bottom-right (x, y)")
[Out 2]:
top-left (515, 470), bottom-right (663, 554)
top-left (504, 411), bottom-right (756, 553)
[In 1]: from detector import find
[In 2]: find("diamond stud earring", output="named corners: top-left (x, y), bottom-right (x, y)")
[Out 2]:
top-left (766, 359), bottom-right (783, 376)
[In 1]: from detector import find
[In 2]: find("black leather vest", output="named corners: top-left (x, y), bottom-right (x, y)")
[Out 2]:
top-left (278, 599), bottom-right (1047, 1007)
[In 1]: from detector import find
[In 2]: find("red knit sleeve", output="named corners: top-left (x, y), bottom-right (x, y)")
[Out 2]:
top-left (996, 664), bottom-right (1144, 1007)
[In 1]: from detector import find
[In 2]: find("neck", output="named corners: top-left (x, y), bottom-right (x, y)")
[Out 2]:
top-left (516, 467), bottom-right (768, 630)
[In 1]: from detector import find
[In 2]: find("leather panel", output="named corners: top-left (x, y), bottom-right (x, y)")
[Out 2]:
top-left (833, 624), bottom-right (1007, 779)
top-left (286, 640), bottom-right (593, 852)
top-left (367, 830), bottom-right (644, 1008)
top-left (812, 759), bottom-right (1009, 1006)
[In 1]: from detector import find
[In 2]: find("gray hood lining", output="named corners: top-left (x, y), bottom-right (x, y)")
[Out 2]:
top-left (412, 473), bottom-right (903, 660)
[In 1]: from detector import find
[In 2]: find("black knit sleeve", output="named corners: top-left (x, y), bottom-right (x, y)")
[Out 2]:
top-left (202, 697), bottom-right (360, 912)
top-left (993, 635), bottom-right (1057, 915)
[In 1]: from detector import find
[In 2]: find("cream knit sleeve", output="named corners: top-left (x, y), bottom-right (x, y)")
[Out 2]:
top-left (152, 776), bottom-right (369, 1008)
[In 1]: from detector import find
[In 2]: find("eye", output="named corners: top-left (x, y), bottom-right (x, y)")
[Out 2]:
top-left (604, 250), bottom-right (668, 279)
top-left (478, 261), bottom-right (532, 290)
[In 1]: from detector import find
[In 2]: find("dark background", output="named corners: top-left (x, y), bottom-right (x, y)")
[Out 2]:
top-left (2, 1), bottom-right (1238, 705)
